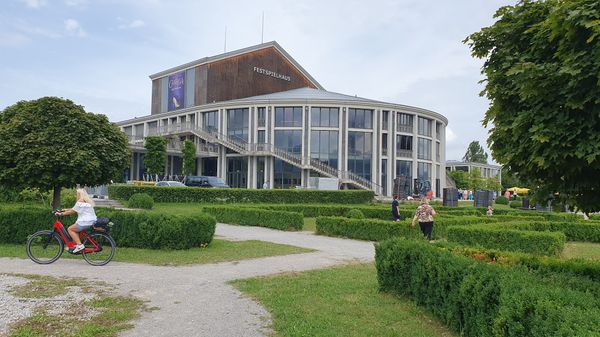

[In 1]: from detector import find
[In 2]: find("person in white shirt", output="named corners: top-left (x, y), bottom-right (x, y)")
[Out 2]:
top-left (55, 188), bottom-right (97, 253)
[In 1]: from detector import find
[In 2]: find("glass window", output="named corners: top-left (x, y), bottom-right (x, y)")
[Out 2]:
top-left (436, 142), bottom-right (440, 161)
top-left (257, 107), bottom-right (266, 127)
top-left (275, 130), bottom-right (302, 154)
top-left (348, 131), bottom-right (372, 180)
top-left (418, 117), bottom-right (432, 137)
top-left (203, 111), bottom-right (218, 131)
top-left (395, 160), bottom-right (412, 197)
top-left (382, 110), bottom-right (389, 130)
top-left (227, 108), bottom-right (249, 141)
top-left (275, 106), bottom-right (302, 127)
top-left (274, 159), bottom-right (301, 189)
top-left (185, 68), bottom-right (195, 108)
top-left (417, 162), bottom-right (431, 181)
top-left (381, 159), bottom-right (387, 196)
top-left (396, 135), bottom-right (412, 151)
top-left (382, 133), bottom-right (388, 156)
top-left (227, 157), bottom-right (248, 188)
top-left (310, 130), bottom-right (338, 169)
top-left (257, 157), bottom-right (265, 189)
top-left (397, 113), bottom-right (413, 133)
top-left (348, 108), bottom-right (373, 129)
top-left (417, 138), bottom-right (432, 160)
top-left (257, 130), bottom-right (265, 143)
top-left (311, 107), bottom-right (339, 127)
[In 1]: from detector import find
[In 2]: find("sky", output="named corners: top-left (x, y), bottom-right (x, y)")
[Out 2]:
top-left (0, 0), bottom-right (516, 162)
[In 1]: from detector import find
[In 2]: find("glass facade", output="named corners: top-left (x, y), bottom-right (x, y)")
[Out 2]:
top-left (275, 106), bottom-right (302, 127)
top-left (381, 159), bottom-right (387, 196)
top-left (203, 111), bottom-right (218, 131)
top-left (227, 157), bottom-right (248, 188)
top-left (397, 113), bottom-right (413, 133)
top-left (310, 130), bottom-right (338, 169)
top-left (274, 159), bottom-right (301, 189)
top-left (348, 131), bottom-right (372, 180)
top-left (382, 133), bottom-right (388, 156)
top-left (348, 108), bottom-right (373, 129)
top-left (395, 160), bottom-right (412, 196)
top-left (396, 135), bottom-right (412, 158)
top-left (275, 130), bottom-right (302, 154)
top-left (417, 162), bottom-right (431, 181)
top-left (417, 138), bottom-right (432, 160)
top-left (382, 110), bottom-right (389, 130)
top-left (257, 107), bottom-right (266, 127)
top-left (418, 117), bottom-right (432, 137)
top-left (227, 108), bottom-right (249, 141)
top-left (257, 157), bottom-right (265, 189)
top-left (311, 107), bottom-right (339, 127)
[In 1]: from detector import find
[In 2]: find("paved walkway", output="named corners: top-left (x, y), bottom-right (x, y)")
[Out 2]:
top-left (0, 224), bottom-right (375, 337)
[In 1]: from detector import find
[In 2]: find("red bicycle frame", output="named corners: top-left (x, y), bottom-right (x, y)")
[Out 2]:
top-left (52, 218), bottom-right (100, 253)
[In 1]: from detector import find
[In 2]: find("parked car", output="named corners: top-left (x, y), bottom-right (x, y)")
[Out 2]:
top-left (184, 176), bottom-right (230, 188)
top-left (156, 181), bottom-right (186, 187)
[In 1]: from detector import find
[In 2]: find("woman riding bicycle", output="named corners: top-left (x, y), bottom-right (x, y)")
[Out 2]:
top-left (54, 188), bottom-right (97, 253)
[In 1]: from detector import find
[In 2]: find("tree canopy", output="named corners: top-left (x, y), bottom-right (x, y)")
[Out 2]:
top-left (143, 136), bottom-right (167, 178)
top-left (0, 97), bottom-right (130, 208)
top-left (465, 0), bottom-right (600, 213)
top-left (462, 141), bottom-right (489, 163)
top-left (182, 140), bottom-right (197, 176)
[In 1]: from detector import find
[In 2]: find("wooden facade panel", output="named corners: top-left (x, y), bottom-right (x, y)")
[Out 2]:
top-left (151, 79), bottom-right (161, 115)
top-left (195, 64), bottom-right (208, 106)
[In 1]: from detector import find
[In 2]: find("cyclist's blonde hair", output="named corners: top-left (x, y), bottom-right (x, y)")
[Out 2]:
top-left (76, 188), bottom-right (95, 206)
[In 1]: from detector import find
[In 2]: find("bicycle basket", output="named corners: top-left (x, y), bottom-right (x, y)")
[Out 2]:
top-left (92, 217), bottom-right (111, 232)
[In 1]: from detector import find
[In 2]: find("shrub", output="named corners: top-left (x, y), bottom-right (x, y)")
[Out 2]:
top-left (203, 206), bottom-right (303, 231)
top-left (346, 209), bottom-right (365, 219)
top-left (497, 220), bottom-right (600, 243)
top-left (0, 205), bottom-right (215, 249)
top-left (108, 184), bottom-right (374, 204)
top-left (316, 217), bottom-right (419, 241)
top-left (446, 225), bottom-right (565, 256)
top-left (509, 200), bottom-right (521, 208)
top-left (375, 238), bottom-right (600, 337)
top-left (494, 196), bottom-right (508, 205)
top-left (127, 193), bottom-right (154, 209)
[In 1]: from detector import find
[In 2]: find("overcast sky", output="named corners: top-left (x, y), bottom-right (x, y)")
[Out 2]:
top-left (0, 0), bottom-right (516, 162)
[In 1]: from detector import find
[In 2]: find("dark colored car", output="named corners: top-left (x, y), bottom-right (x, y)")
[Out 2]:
top-left (184, 176), bottom-right (230, 188)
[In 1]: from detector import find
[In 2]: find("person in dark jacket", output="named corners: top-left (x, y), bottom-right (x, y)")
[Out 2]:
top-left (391, 195), bottom-right (401, 222)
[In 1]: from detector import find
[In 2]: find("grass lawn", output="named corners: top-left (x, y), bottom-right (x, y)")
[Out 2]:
top-left (303, 218), bottom-right (316, 232)
top-left (232, 263), bottom-right (456, 337)
top-left (562, 241), bottom-right (600, 261)
top-left (0, 239), bottom-right (313, 266)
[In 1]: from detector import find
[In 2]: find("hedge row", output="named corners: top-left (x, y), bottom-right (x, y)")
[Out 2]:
top-left (446, 225), bottom-right (566, 256)
top-left (203, 206), bottom-right (303, 231)
top-left (252, 204), bottom-right (414, 220)
top-left (0, 205), bottom-right (215, 249)
top-left (108, 184), bottom-right (374, 204)
top-left (375, 238), bottom-right (600, 337)
top-left (315, 217), bottom-right (419, 241)
top-left (495, 221), bottom-right (600, 243)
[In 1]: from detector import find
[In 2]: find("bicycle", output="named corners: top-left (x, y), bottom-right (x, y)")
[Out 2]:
top-left (26, 211), bottom-right (116, 266)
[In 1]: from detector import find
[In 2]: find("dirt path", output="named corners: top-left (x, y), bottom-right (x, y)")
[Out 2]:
top-left (0, 224), bottom-right (375, 337)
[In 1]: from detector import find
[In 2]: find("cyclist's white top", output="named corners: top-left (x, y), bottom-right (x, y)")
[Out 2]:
top-left (73, 202), bottom-right (97, 224)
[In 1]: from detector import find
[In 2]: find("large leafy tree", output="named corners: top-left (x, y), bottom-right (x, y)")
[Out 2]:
top-left (0, 97), bottom-right (130, 208)
top-left (466, 0), bottom-right (600, 213)
top-left (143, 136), bottom-right (167, 179)
top-left (462, 141), bottom-right (488, 163)
top-left (182, 140), bottom-right (197, 176)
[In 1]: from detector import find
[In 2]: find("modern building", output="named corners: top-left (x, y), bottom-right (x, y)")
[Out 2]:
top-left (445, 160), bottom-right (502, 183)
top-left (117, 41), bottom-right (448, 197)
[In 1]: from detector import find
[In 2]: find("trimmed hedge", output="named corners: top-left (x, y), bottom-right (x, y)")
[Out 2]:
top-left (316, 217), bottom-right (419, 241)
top-left (496, 220), bottom-right (600, 243)
top-left (127, 193), bottom-right (154, 209)
top-left (108, 184), bottom-right (374, 204)
top-left (346, 209), bottom-right (365, 219)
top-left (447, 225), bottom-right (565, 256)
top-left (509, 200), bottom-right (521, 208)
top-left (0, 205), bottom-right (215, 249)
top-left (375, 238), bottom-right (600, 337)
top-left (494, 196), bottom-right (508, 204)
top-left (203, 206), bottom-right (303, 231)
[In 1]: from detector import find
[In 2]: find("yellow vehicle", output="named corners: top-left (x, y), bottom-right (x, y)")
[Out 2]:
top-left (131, 180), bottom-right (157, 186)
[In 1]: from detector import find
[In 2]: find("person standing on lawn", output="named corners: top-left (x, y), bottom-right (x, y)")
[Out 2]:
top-left (412, 197), bottom-right (436, 241)
top-left (391, 195), bottom-right (401, 222)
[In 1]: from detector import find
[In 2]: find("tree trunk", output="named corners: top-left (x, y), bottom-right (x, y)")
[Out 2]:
top-left (52, 186), bottom-right (61, 210)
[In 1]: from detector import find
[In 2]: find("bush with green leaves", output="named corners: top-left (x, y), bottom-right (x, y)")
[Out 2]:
top-left (375, 238), bottom-right (600, 337)
top-left (127, 193), bottom-right (154, 209)
top-left (0, 205), bottom-right (215, 249)
top-left (509, 200), bottom-right (521, 209)
top-left (495, 220), bottom-right (600, 243)
top-left (346, 209), bottom-right (365, 219)
top-left (316, 217), bottom-right (419, 241)
top-left (494, 196), bottom-right (508, 205)
top-left (108, 184), bottom-right (374, 204)
top-left (446, 225), bottom-right (565, 256)
top-left (203, 206), bottom-right (302, 231)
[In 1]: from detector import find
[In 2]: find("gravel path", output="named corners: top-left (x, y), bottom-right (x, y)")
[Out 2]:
top-left (0, 224), bottom-right (375, 337)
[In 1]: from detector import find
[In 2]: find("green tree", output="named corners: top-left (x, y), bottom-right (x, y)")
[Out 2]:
top-left (501, 166), bottom-right (524, 189)
top-left (0, 97), bottom-right (130, 208)
top-left (143, 136), bottom-right (167, 179)
top-left (182, 140), bottom-right (197, 176)
top-left (468, 168), bottom-right (485, 191)
top-left (462, 141), bottom-right (488, 164)
top-left (465, 0), bottom-right (600, 214)
top-left (448, 170), bottom-right (469, 190)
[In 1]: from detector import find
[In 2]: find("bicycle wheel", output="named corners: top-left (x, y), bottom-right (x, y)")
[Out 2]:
top-left (82, 233), bottom-right (115, 266)
top-left (26, 230), bottom-right (64, 264)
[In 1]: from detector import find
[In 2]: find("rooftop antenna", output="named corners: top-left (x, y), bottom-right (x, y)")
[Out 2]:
top-left (224, 26), bottom-right (227, 52)
top-left (261, 11), bottom-right (265, 43)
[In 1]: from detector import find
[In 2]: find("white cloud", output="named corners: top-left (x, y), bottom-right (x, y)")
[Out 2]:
top-left (0, 32), bottom-right (30, 47)
top-left (20, 0), bottom-right (46, 9)
top-left (446, 127), bottom-right (457, 143)
top-left (118, 19), bottom-right (145, 30)
top-left (64, 18), bottom-right (86, 37)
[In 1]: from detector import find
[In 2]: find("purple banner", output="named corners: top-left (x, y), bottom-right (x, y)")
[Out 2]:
top-left (168, 71), bottom-right (185, 111)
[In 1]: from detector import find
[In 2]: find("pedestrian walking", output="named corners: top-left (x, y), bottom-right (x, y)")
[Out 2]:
top-left (412, 198), bottom-right (437, 241)
top-left (391, 195), bottom-right (401, 222)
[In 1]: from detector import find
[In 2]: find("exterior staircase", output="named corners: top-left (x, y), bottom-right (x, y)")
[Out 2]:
top-left (139, 122), bottom-right (382, 194)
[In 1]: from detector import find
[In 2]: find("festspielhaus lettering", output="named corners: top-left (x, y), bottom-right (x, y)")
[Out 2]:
top-left (253, 66), bottom-right (291, 81)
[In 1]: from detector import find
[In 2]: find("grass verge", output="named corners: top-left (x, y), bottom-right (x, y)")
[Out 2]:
top-left (562, 241), bottom-right (600, 260)
top-left (303, 218), bottom-right (316, 232)
top-left (0, 239), bottom-right (313, 266)
top-left (231, 263), bottom-right (456, 337)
